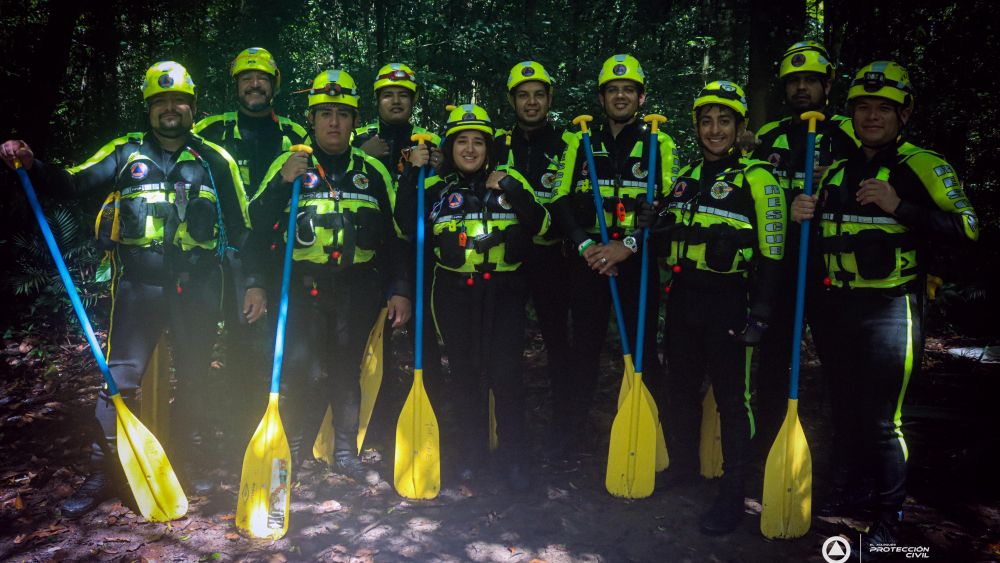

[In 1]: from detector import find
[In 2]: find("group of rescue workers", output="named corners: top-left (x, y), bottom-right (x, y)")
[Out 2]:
top-left (0, 39), bottom-right (979, 557)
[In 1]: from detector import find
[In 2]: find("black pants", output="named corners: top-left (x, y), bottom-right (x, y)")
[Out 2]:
top-left (282, 267), bottom-right (383, 459)
top-left (664, 278), bottom-right (754, 494)
top-left (563, 250), bottom-right (663, 431)
top-left (753, 257), bottom-right (796, 450)
top-left (96, 247), bottom-right (223, 466)
top-left (522, 244), bottom-right (573, 424)
top-left (430, 268), bottom-right (528, 463)
top-left (811, 288), bottom-right (921, 519)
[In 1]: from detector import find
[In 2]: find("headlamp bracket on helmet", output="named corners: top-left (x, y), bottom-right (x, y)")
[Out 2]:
top-left (297, 83), bottom-right (358, 97)
top-left (862, 72), bottom-right (886, 92)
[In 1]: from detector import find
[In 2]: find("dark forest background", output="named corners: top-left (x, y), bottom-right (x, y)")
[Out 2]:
top-left (0, 0), bottom-right (996, 339)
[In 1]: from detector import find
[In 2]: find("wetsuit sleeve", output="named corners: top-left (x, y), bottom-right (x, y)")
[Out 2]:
top-left (366, 158), bottom-right (413, 300)
top-left (550, 132), bottom-right (589, 246)
top-left (747, 165), bottom-right (787, 322)
top-left (500, 169), bottom-right (548, 236)
top-left (657, 131), bottom-right (678, 196)
top-left (29, 136), bottom-right (131, 198)
top-left (242, 152), bottom-right (294, 291)
top-left (894, 153), bottom-right (979, 243)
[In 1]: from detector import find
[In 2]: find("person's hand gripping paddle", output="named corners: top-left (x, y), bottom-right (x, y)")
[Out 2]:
top-left (760, 111), bottom-right (824, 539)
top-left (12, 156), bottom-right (187, 522)
top-left (236, 144), bottom-right (312, 539)
top-left (394, 133), bottom-right (441, 499)
top-left (572, 114), bottom-right (660, 498)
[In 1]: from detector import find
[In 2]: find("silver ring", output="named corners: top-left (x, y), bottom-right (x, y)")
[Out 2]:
top-left (600, 257), bottom-right (608, 264)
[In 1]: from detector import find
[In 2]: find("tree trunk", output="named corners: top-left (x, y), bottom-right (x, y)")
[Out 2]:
top-left (748, 0), bottom-right (806, 130)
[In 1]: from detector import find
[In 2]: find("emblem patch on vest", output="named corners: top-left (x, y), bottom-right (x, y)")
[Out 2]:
top-left (710, 181), bottom-right (733, 200)
top-left (541, 172), bottom-right (556, 189)
top-left (303, 172), bottom-right (319, 188)
top-left (448, 192), bottom-right (464, 209)
top-left (352, 173), bottom-right (369, 190)
top-left (130, 162), bottom-right (149, 180)
top-left (498, 193), bottom-right (512, 210)
top-left (672, 181), bottom-right (687, 197)
top-left (632, 162), bottom-right (647, 179)
top-left (767, 153), bottom-right (781, 167)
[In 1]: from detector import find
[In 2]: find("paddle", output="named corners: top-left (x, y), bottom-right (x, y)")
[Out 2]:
top-left (699, 385), bottom-right (723, 478)
top-left (760, 111), bottom-right (824, 539)
top-left (312, 305), bottom-right (389, 463)
top-left (236, 144), bottom-right (312, 539)
top-left (12, 157), bottom-right (187, 522)
top-left (394, 133), bottom-right (441, 499)
top-left (590, 114), bottom-right (660, 498)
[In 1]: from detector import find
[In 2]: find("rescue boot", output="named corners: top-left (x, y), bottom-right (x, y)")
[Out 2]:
top-left (61, 469), bottom-right (114, 519)
top-left (699, 490), bottom-right (745, 535)
top-left (854, 512), bottom-right (902, 562)
top-left (334, 452), bottom-right (379, 484)
top-left (817, 484), bottom-right (875, 518)
top-left (505, 462), bottom-right (531, 492)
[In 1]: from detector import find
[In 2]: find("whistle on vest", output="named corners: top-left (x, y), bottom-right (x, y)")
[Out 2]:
top-left (174, 182), bottom-right (189, 222)
top-left (458, 231), bottom-right (468, 247)
top-left (615, 200), bottom-right (626, 223)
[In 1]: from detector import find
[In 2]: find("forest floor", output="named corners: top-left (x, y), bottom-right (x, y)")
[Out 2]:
top-left (0, 325), bottom-right (998, 562)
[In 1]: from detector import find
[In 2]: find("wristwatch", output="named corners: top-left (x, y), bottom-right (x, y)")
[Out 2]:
top-left (622, 235), bottom-right (638, 253)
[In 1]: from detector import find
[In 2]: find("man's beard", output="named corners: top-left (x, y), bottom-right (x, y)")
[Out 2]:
top-left (154, 114), bottom-right (190, 138)
top-left (239, 91), bottom-right (271, 113)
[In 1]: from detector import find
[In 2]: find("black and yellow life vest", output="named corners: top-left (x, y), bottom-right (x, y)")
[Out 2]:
top-left (816, 142), bottom-right (977, 290)
top-left (90, 132), bottom-right (240, 254)
top-left (428, 168), bottom-right (540, 273)
top-left (257, 148), bottom-right (393, 268)
top-left (753, 114), bottom-right (858, 191)
top-left (194, 111), bottom-right (307, 188)
top-left (664, 157), bottom-right (786, 276)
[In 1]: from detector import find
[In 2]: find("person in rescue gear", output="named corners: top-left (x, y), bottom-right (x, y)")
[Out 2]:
top-left (244, 69), bottom-right (412, 482)
top-left (1, 61), bottom-right (250, 516)
top-left (193, 47), bottom-right (307, 456)
top-left (790, 61), bottom-right (978, 559)
top-left (396, 104), bottom-right (549, 492)
top-left (638, 81), bottom-right (787, 535)
top-left (549, 54), bottom-right (677, 456)
top-left (750, 41), bottom-right (860, 456)
top-left (351, 63), bottom-right (443, 448)
top-left (492, 61), bottom-right (576, 459)
top-left (352, 63), bottom-right (442, 176)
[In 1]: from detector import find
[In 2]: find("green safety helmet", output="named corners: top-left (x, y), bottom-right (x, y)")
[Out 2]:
top-left (304, 69), bottom-right (360, 109)
top-left (141, 61), bottom-right (196, 101)
top-left (779, 41), bottom-right (834, 80)
top-left (598, 54), bottom-right (646, 89)
top-left (692, 80), bottom-right (748, 125)
top-left (507, 61), bottom-right (553, 93)
top-left (230, 47), bottom-right (281, 92)
top-left (374, 63), bottom-right (418, 94)
top-left (847, 61), bottom-right (914, 109)
top-left (444, 103), bottom-right (494, 137)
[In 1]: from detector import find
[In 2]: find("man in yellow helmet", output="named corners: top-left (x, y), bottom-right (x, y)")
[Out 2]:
top-left (750, 41), bottom-right (860, 457)
top-left (550, 54), bottom-right (678, 456)
top-left (352, 63), bottom-right (441, 177)
top-left (2, 61), bottom-right (249, 515)
top-left (639, 81), bottom-right (786, 534)
top-left (791, 61), bottom-right (978, 557)
top-left (244, 69), bottom-right (412, 481)
top-left (493, 61), bottom-right (576, 458)
top-left (193, 47), bottom-right (307, 456)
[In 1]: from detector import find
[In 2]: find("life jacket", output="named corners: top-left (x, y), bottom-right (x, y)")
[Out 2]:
top-left (428, 168), bottom-right (535, 273)
top-left (753, 114), bottom-right (858, 191)
top-left (664, 158), bottom-right (785, 276)
top-left (194, 111), bottom-right (307, 189)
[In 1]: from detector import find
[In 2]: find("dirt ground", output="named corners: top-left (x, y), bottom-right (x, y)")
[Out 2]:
top-left (1, 327), bottom-right (999, 562)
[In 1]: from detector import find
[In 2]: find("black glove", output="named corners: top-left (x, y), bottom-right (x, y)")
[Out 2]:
top-left (729, 316), bottom-right (768, 345)
top-left (636, 197), bottom-right (660, 230)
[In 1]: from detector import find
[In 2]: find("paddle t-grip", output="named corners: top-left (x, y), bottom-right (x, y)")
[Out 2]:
top-left (800, 111), bottom-right (826, 133)
top-left (572, 114), bottom-right (594, 134)
top-left (411, 133), bottom-right (433, 145)
top-left (289, 144), bottom-right (313, 154)
top-left (643, 114), bottom-right (667, 134)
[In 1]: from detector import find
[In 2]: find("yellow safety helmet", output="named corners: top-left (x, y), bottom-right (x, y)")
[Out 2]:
top-left (847, 61), bottom-right (914, 109)
top-left (445, 104), bottom-right (494, 137)
top-left (230, 47), bottom-right (281, 92)
top-left (304, 69), bottom-right (360, 109)
top-left (373, 63), bottom-right (418, 94)
top-left (779, 41), bottom-right (834, 80)
top-left (507, 61), bottom-right (553, 93)
top-left (598, 54), bottom-right (646, 89)
top-left (692, 80), bottom-right (747, 125)
top-left (141, 61), bottom-right (196, 101)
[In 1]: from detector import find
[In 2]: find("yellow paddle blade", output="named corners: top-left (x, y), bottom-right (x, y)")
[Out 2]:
top-left (654, 420), bottom-right (669, 472)
top-left (394, 370), bottom-right (440, 499)
top-left (699, 386), bottom-right (724, 478)
top-left (313, 405), bottom-right (335, 465)
top-left (761, 399), bottom-right (812, 539)
top-left (139, 335), bottom-right (171, 445)
top-left (111, 394), bottom-right (187, 522)
top-left (237, 393), bottom-right (292, 540)
top-left (616, 354), bottom-right (636, 409)
top-left (357, 307), bottom-right (388, 453)
top-left (488, 389), bottom-right (498, 451)
top-left (606, 373), bottom-right (657, 498)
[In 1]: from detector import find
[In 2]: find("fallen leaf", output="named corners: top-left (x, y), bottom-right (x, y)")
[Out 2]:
top-left (14, 493), bottom-right (24, 510)
top-left (218, 513), bottom-right (235, 521)
top-left (529, 560), bottom-right (548, 563)
top-left (508, 546), bottom-right (518, 554)
top-left (225, 532), bottom-right (239, 541)
top-left (318, 499), bottom-right (342, 513)
top-left (459, 485), bottom-right (474, 497)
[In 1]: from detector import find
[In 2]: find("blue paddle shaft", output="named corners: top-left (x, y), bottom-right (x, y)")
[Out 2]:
top-left (270, 176), bottom-right (303, 394)
top-left (635, 130), bottom-right (658, 373)
top-left (16, 167), bottom-right (120, 395)
top-left (580, 131), bottom-right (632, 358)
top-left (788, 129), bottom-right (818, 401)
top-left (415, 165), bottom-right (426, 370)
